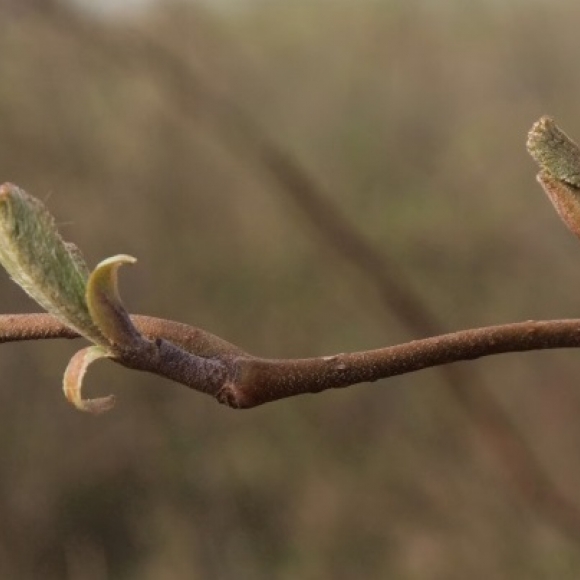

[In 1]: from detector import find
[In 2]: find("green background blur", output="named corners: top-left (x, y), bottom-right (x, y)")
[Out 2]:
top-left (2, 0), bottom-right (580, 578)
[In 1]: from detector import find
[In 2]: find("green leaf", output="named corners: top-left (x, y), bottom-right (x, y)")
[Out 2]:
top-left (63, 345), bottom-right (115, 414)
top-left (527, 116), bottom-right (580, 187)
top-left (0, 183), bottom-right (104, 343)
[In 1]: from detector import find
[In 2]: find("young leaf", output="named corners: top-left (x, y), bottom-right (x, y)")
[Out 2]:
top-left (63, 345), bottom-right (115, 414)
top-left (527, 116), bottom-right (580, 187)
top-left (527, 117), bottom-right (580, 241)
top-left (0, 183), bottom-right (105, 343)
top-left (536, 172), bottom-right (580, 241)
top-left (86, 255), bottom-right (142, 348)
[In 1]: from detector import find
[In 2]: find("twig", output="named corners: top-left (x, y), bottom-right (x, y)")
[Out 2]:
top-left (2, 313), bottom-right (580, 407)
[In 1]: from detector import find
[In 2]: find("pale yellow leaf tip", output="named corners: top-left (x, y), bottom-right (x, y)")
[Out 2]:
top-left (86, 254), bottom-right (141, 348)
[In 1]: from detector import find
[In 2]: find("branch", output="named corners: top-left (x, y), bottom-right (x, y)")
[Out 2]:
top-left (2, 312), bottom-right (580, 408)
top-left (105, 317), bottom-right (580, 408)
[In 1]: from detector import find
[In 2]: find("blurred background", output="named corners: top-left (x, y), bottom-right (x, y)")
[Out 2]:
top-left (2, 0), bottom-right (580, 577)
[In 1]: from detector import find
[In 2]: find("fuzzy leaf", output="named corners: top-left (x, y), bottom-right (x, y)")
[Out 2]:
top-left (527, 116), bottom-right (580, 187)
top-left (527, 117), bottom-right (580, 241)
top-left (86, 254), bottom-right (142, 348)
top-left (63, 346), bottom-right (115, 414)
top-left (0, 183), bottom-right (104, 343)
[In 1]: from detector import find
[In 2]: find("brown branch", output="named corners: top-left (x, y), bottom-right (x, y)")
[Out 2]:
top-left (6, 310), bottom-right (580, 538)
top-left (3, 313), bottom-right (580, 407)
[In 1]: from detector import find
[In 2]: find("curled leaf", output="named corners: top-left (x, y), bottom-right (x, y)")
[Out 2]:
top-left (63, 346), bottom-right (115, 414)
top-left (86, 254), bottom-right (142, 348)
top-left (0, 183), bottom-right (104, 343)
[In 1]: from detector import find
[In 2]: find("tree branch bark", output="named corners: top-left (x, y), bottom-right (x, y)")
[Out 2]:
top-left (3, 313), bottom-right (580, 408)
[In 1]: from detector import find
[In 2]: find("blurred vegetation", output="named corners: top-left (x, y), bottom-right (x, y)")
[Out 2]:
top-left (2, 0), bottom-right (580, 577)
